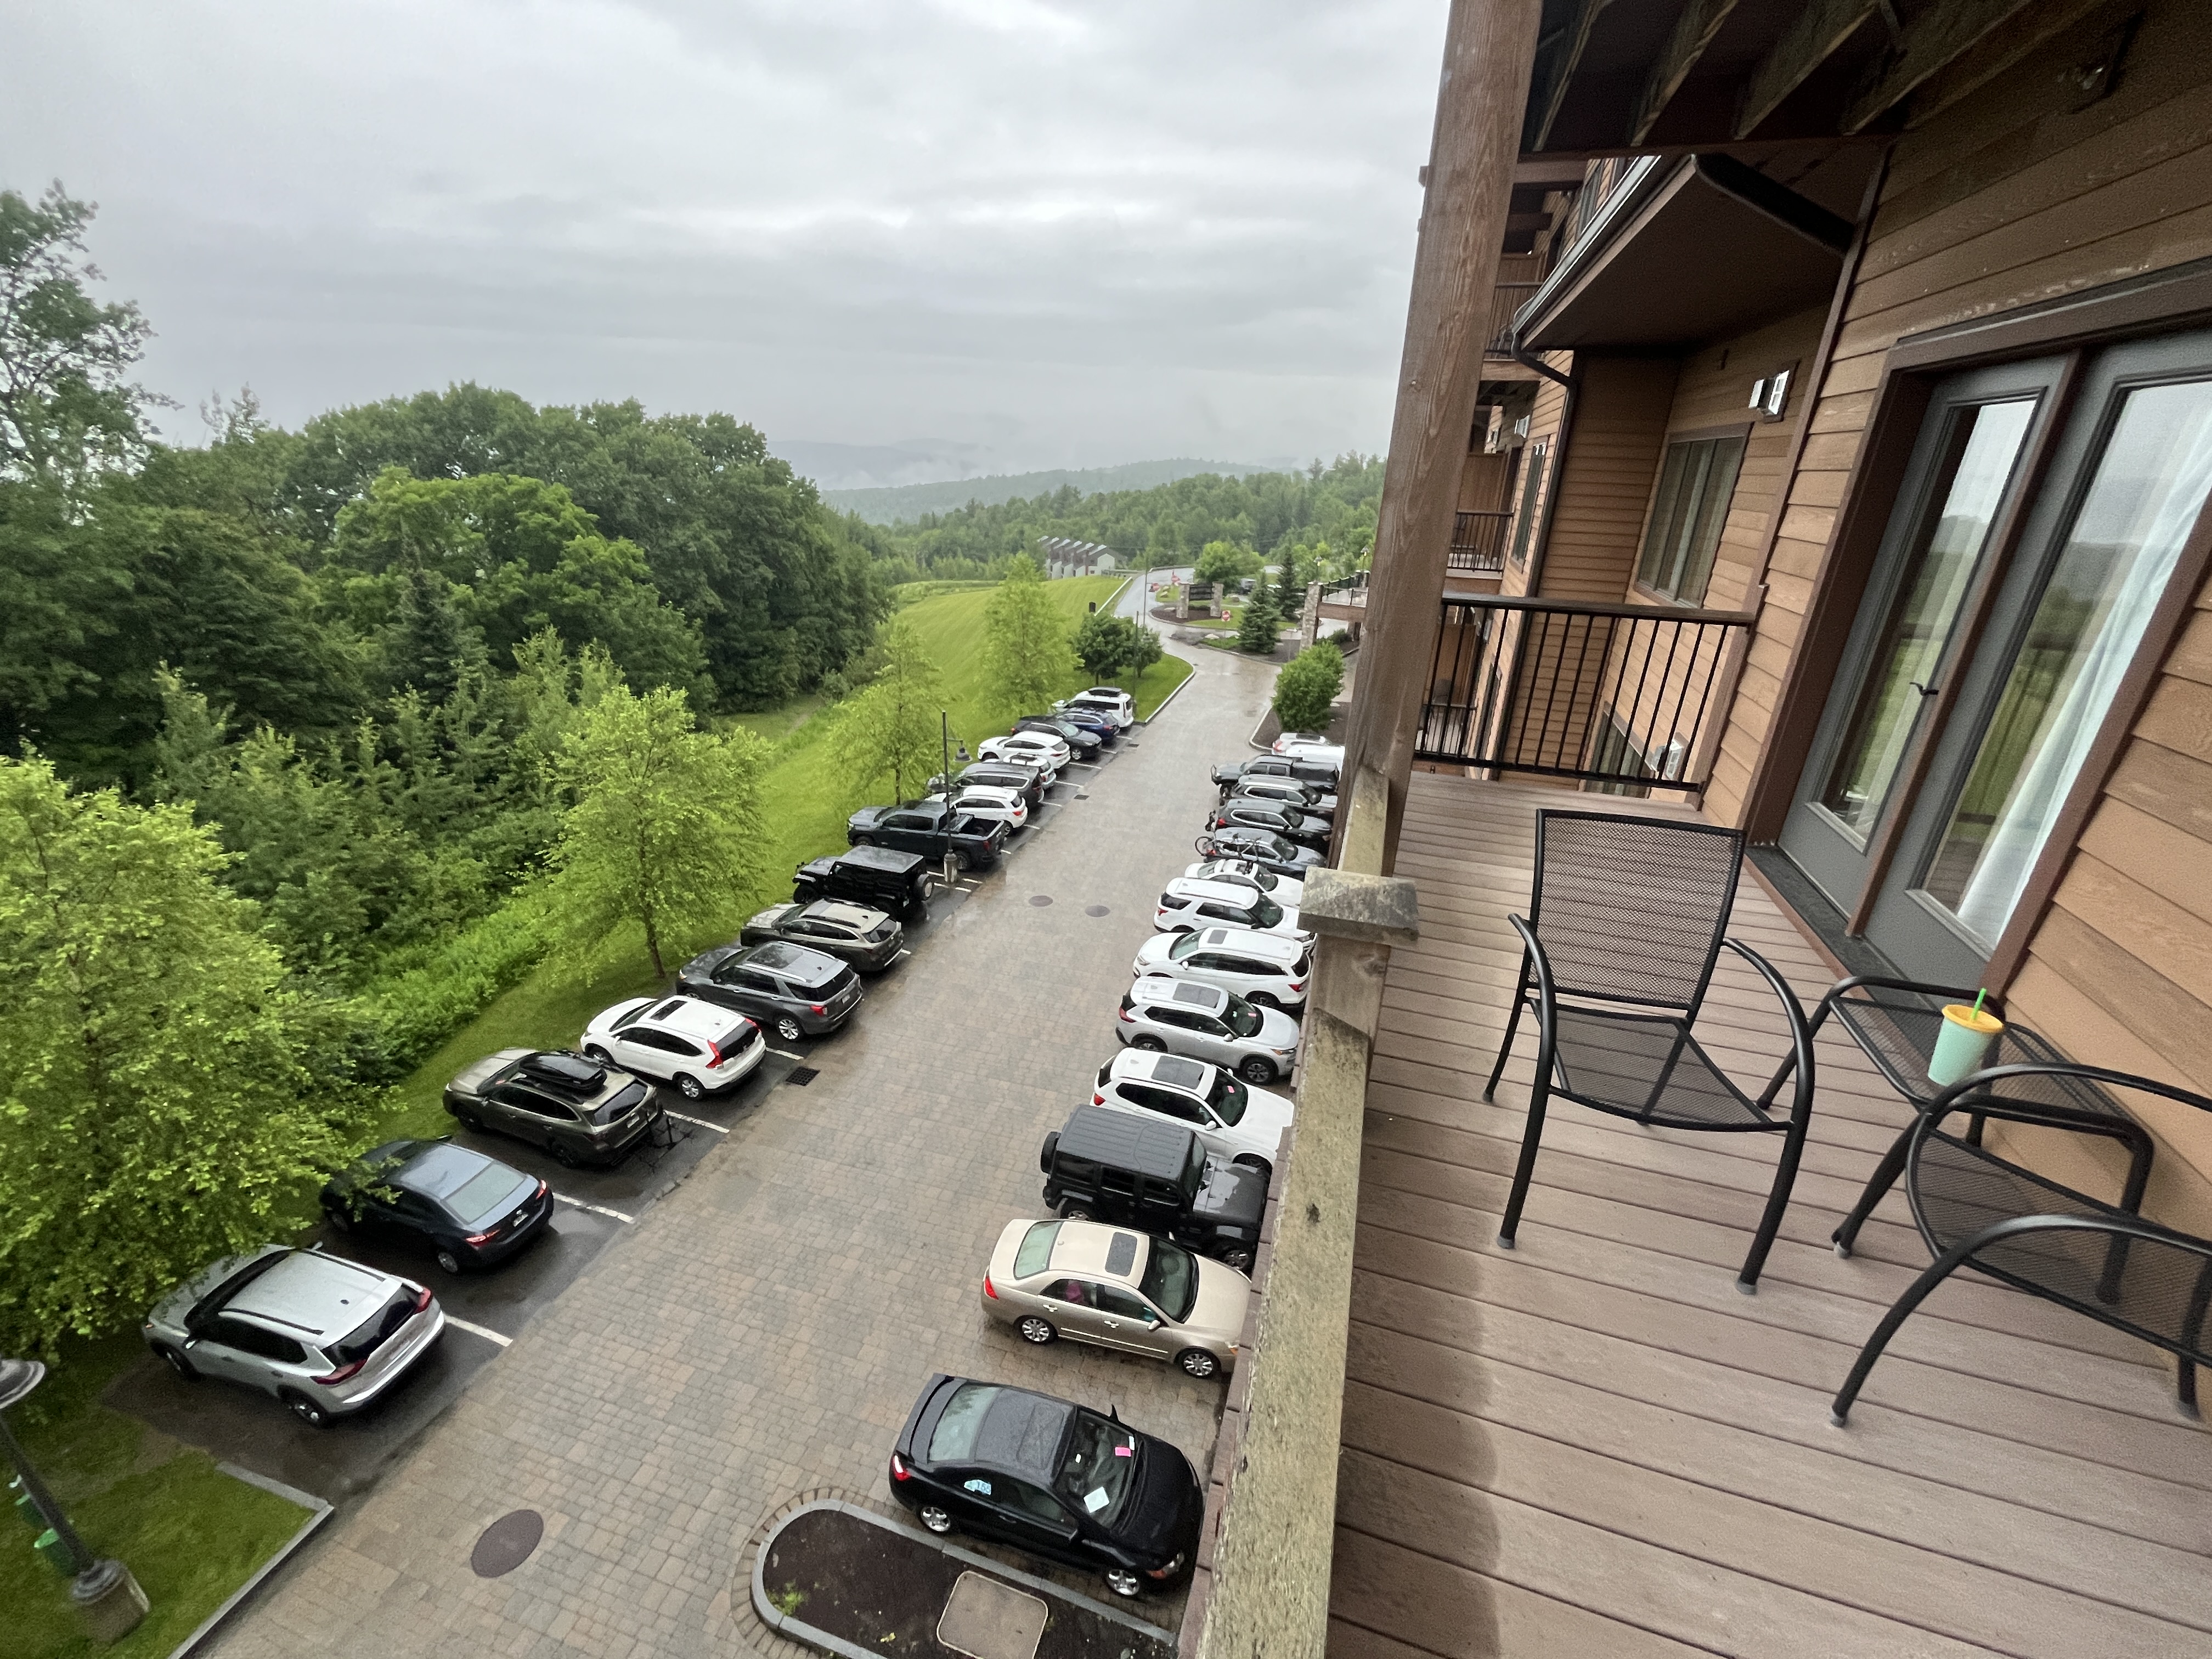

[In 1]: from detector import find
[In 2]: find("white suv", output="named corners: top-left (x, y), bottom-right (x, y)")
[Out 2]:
top-left (929, 785), bottom-right (1027, 831)
top-left (1092, 1048), bottom-right (1294, 1178)
top-left (1132, 926), bottom-right (1310, 1011)
top-left (1118, 975), bottom-right (1301, 1083)
top-left (977, 731), bottom-right (1069, 775)
top-left (1271, 732), bottom-right (1345, 771)
top-left (1061, 687), bottom-right (1135, 730)
top-left (1154, 877), bottom-right (1309, 943)
top-left (1182, 857), bottom-right (1306, 907)
top-left (581, 995), bottom-right (765, 1098)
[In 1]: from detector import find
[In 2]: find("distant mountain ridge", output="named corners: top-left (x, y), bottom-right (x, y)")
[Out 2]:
top-left (822, 458), bottom-right (1288, 523)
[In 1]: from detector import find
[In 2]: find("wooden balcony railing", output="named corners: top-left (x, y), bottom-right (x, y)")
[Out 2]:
top-left (1418, 594), bottom-right (1757, 793)
top-left (1448, 510), bottom-right (1512, 575)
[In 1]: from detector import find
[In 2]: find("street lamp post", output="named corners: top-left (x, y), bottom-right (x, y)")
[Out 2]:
top-left (0, 1359), bottom-right (147, 1644)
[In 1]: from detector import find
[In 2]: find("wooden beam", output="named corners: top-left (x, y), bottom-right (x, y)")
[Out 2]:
top-left (1631, 0), bottom-right (1746, 144)
top-left (1528, 0), bottom-right (1618, 153)
top-left (1841, 0), bottom-right (2045, 131)
top-left (1734, 0), bottom-right (1878, 139)
top-left (1893, 0), bottom-right (2114, 131)
top-left (1513, 157), bottom-right (1590, 187)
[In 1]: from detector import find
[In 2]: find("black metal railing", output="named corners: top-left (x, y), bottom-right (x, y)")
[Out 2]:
top-left (1449, 511), bottom-right (1512, 574)
top-left (1417, 595), bottom-right (1757, 793)
top-left (1318, 572), bottom-right (1368, 602)
top-left (1486, 283), bottom-right (1543, 355)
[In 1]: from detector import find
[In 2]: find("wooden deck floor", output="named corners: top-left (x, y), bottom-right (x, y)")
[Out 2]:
top-left (1327, 772), bottom-right (2212, 1659)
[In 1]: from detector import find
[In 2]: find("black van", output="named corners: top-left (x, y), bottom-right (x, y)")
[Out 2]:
top-left (1039, 1107), bottom-right (1265, 1271)
top-left (793, 845), bottom-right (934, 915)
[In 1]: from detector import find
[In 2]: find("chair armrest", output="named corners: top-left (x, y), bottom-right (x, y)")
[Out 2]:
top-left (1928, 1060), bottom-right (2205, 1128)
top-left (1719, 939), bottom-right (1816, 1120)
top-left (1505, 914), bottom-right (1559, 1010)
top-left (1818, 972), bottom-right (2001, 1017)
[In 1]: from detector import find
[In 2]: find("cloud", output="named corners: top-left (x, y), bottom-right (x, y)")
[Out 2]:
top-left (1, 0), bottom-right (1442, 481)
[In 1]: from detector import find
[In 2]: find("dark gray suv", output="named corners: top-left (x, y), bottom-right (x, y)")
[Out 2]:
top-left (443, 1049), bottom-right (664, 1167)
top-left (676, 941), bottom-right (864, 1041)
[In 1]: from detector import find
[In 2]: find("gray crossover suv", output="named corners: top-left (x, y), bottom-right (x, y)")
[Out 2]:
top-left (143, 1246), bottom-right (444, 1427)
top-left (443, 1048), bottom-right (664, 1167)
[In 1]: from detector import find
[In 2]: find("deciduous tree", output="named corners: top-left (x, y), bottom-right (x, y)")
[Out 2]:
top-left (1272, 640), bottom-right (1344, 733)
top-left (831, 614), bottom-right (946, 803)
top-left (981, 554), bottom-right (1076, 719)
top-left (0, 754), bottom-right (362, 1353)
top-left (543, 684), bottom-right (769, 978)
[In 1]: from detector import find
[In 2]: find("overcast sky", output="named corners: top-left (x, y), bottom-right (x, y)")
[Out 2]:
top-left (3, 1), bottom-right (1444, 487)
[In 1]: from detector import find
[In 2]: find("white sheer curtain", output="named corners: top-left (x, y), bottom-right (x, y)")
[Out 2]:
top-left (1955, 382), bottom-right (2212, 941)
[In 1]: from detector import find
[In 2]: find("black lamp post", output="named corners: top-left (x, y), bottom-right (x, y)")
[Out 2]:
top-left (0, 1359), bottom-right (147, 1643)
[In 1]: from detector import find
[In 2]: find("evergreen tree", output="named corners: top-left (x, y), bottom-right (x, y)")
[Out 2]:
top-left (981, 554), bottom-right (1077, 718)
top-left (543, 684), bottom-right (769, 978)
top-left (1238, 567), bottom-right (1283, 653)
top-left (831, 614), bottom-right (946, 803)
top-left (0, 754), bottom-right (362, 1352)
top-left (382, 565), bottom-right (485, 702)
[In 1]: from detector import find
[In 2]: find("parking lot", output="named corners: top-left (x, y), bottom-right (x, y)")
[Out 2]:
top-left (198, 641), bottom-right (1274, 1658)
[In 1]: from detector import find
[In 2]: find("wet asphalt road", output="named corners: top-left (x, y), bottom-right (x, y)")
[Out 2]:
top-left (105, 749), bottom-right (1125, 1503)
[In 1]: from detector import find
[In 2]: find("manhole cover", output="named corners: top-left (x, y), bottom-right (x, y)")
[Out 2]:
top-left (1029, 894), bottom-right (1053, 906)
top-left (786, 1067), bottom-right (819, 1086)
top-left (937, 1571), bottom-right (1047, 1659)
top-left (1085, 905), bottom-right (1110, 917)
top-left (470, 1509), bottom-right (543, 1578)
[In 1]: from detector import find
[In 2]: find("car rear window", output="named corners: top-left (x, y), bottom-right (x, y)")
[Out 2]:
top-left (592, 1081), bottom-right (650, 1125)
top-left (1015, 1222), bottom-right (1060, 1278)
top-left (328, 1288), bottom-right (420, 1365)
top-left (445, 1164), bottom-right (527, 1227)
top-left (928, 1382), bottom-right (1002, 1462)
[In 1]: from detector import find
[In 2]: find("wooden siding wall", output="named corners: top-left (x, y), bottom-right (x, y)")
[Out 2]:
top-left (1500, 371), bottom-right (1570, 596)
top-left (1701, 0), bottom-right (2212, 1224)
top-left (1528, 355), bottom-right (1679, 600)
top-left (1455, 448), bottom-right (1514, 513)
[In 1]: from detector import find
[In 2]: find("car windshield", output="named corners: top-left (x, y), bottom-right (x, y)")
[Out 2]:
top-left (1251, 895), bottom-right (1283, 929)
top-left (611, 1002), bottom-right (648, 1030)
top-left (1169, 932), bottom-right (1204, 962)
top-left (1138, 1239), bottom-right (1199, 1322)
top-left (1207, 1069), bottom-right (1249, 1125)
top-left (1055, 1411), bottom-right (1138, 1525)
top-left (1223, 995), bottom-right (1263, 1039)
top-left (1015, 1221), bottom-right (1060, 1278)
top-left (445, 1164), bottom-right (525, 1227)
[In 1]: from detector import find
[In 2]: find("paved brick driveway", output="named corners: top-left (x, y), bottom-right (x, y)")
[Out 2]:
top-left (213, 641), bottom-right (1278, 1659)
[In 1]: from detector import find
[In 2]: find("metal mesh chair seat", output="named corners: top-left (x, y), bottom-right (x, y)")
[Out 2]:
top-left (1545, 1003), bottom-right (1777, 1132)
top-left (1486, 810), bottom-right (1816, 1291)
top-left (1831, 1063), bottom-right (2212, 1426)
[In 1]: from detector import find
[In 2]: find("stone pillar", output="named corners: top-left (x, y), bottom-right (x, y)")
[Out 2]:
top-left (1298, 582), bottom-right (1321, 651)
top-left (1342, 0), bottom-right (1544, 873)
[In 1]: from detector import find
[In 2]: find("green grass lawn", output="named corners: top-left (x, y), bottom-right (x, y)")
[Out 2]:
top-left (726, 691), bottom-right (828, 744)
top-left (2, 1331), bottom-right (314, 1659)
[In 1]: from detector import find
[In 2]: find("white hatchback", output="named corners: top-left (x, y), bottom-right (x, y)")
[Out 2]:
top-left (1091, 1048), bottom-right (1294, 1178)
top-left (1182, 857), bottom-right (1306, 908)
top-left (977, 731), bottom-right (1069, 775)
top-left (581, 995), bottom-right (766, 1099)
top-left (1132, 926), bottom-right (1310, 1012)
top-left (1154, 877), bottom-right (1310, 943)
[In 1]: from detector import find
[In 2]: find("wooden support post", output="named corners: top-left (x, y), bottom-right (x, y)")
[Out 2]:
top-left (1344, 0), bottom-right (1544, 873)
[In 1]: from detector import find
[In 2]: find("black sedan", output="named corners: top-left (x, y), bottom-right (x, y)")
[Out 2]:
top-left (890, 1374), bottom-right (1201, 1598)
top-left (1194, 825), bottom-right (1324, 876)
top-left (676, 940), bottom-right (865, 1041)
top-left (1207, 797), bottom-right (1331, 850)
top-left (321, 1138), bottom-right (552, 1274)
top-left (1014, 715), bottom-right (1102, 759)
top-left (740, 900), bottom-right (905, 971)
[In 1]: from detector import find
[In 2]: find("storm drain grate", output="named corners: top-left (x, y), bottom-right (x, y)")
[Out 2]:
top-left (785, 1067), bottom-right (819, 1087)
top-left (470, 1509), bottom-right (543, 1578)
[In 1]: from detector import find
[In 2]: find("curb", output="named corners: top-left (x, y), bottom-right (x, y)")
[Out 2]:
top-left (1142, 663), bottom-right (1200, 726)
top-left (164, 1466), bottom-right (333, 1658)
top-left (751, 1498), bottom-right (1174, 1658)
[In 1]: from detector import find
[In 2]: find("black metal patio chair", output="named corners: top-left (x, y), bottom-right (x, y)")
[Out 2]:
top-left (1830, 1062), bottom-right (2212, 1425)
top-left (1483, 810), bottom-right (1816, 1293)
top-left (1756, 974), bottom-right (2155, 1261)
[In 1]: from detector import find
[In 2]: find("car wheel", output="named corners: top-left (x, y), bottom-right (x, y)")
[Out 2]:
top-left (432, 1248), bottom-right (464, 1275)
top-left (1017, 1316), bottom-right (1057, 1345)
top-left (1246, 992), bottom-right (1280, 1009)
top-left (1221, 1246), bottom-right (1255, 1273)
top-left (1232, 1155), bottom-right (1274, 1185)
top-left (452, 1106), bottom-right (484, 1131)
top-left (776, 1015), bottom-right (803, 1043)
top-left (584, 1045), bottom-right (611, 1064)
top-left (1060, 1204), bottom-right (1095, 1222)
top-left (1177, 1348), bottom-right (1221, 1380)
top-left (954, 850), bottom-right (973, 872)
top-left (1238, 1056), bottom-right (1278, 1084)
top-left (323, 1205), bottom-right (352, 1233)
top-left (1130, 1034), bottom-right (1166, 1052)
top-left (282, 1391), bottom-right (332, 1429)
top-left (552, 1141), bottom-right (581, 1168)
top-left (676, 1073), bottom-right (704, 1100)
top-left (154, 1344), bottom-right (197, 1383)
top-left (919, 1505), bottom-right (953, 1535)
top-left (853, 834), bottom-right (873, 847)
top-left (1105, 1568), bottom-right (1143, 1599)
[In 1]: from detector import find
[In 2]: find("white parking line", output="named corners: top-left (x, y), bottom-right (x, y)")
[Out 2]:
top-left (663, 1109), bottom-right (729, 1134)
top-left (769, 1047), bottom-right (808, 1062)
top-left (1067, 761), bottom-right (1102, 770)
top-left (554, 1192), bottom-right (635, 1223)
top-left (889, 949), bottom-right (913, 963)
top-left (445, 1316), bottom-right (512, 1347)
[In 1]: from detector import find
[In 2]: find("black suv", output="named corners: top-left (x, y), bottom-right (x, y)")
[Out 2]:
top-left (847, 800), bottom-right (1007, 870)
top-left (793, 845), bottom-right (935, 914)
top-left (676, 941), bottom-right (864, 1041)
top-left (1039, 1107), bottom-right (1263, 1271)
top-left (1014, 715), bottom-right (1102, 759)
top-left (929, 761), bottom-right (1047, 806)
top-left (442, 1049), bottom-right (664, 1167)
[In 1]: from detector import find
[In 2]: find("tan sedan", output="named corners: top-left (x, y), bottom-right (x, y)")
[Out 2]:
top-left (981, 1218), bottom-right (1249, 1380)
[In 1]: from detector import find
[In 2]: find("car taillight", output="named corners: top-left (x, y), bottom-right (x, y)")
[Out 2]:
top-left (983, 1275), bottom-right (998, 1300)
top-left (1118, 1008), bottom-right (1134, 1021)
top-left (465, 1229), bottom-right (496, 1246)
top-left (1093, 1092), bottom-right (1105, 1105)
top-left (314, 1358), bottom-right (365, 1386)
top-left (707, 1041), bottom-right (724, 1067)
top-left (1289, 981), bottom-right (1305, 992)
top-left (810, 1003), bottom-right (826, 1015)
top-left (890, 1454), bottom-right (912, 1482)
top-left (411, 1285), bottom-right (433, 1313)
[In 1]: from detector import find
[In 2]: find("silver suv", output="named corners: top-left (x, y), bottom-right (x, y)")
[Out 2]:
top-left (1118, 976), bottom-right (1301, 1084)
top-left (143, 1246), bottom-right (444, 1427)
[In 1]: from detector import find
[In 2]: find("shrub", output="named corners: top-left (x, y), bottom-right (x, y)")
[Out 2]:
top-left (1273, 641), bottom-right (1344, 733)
